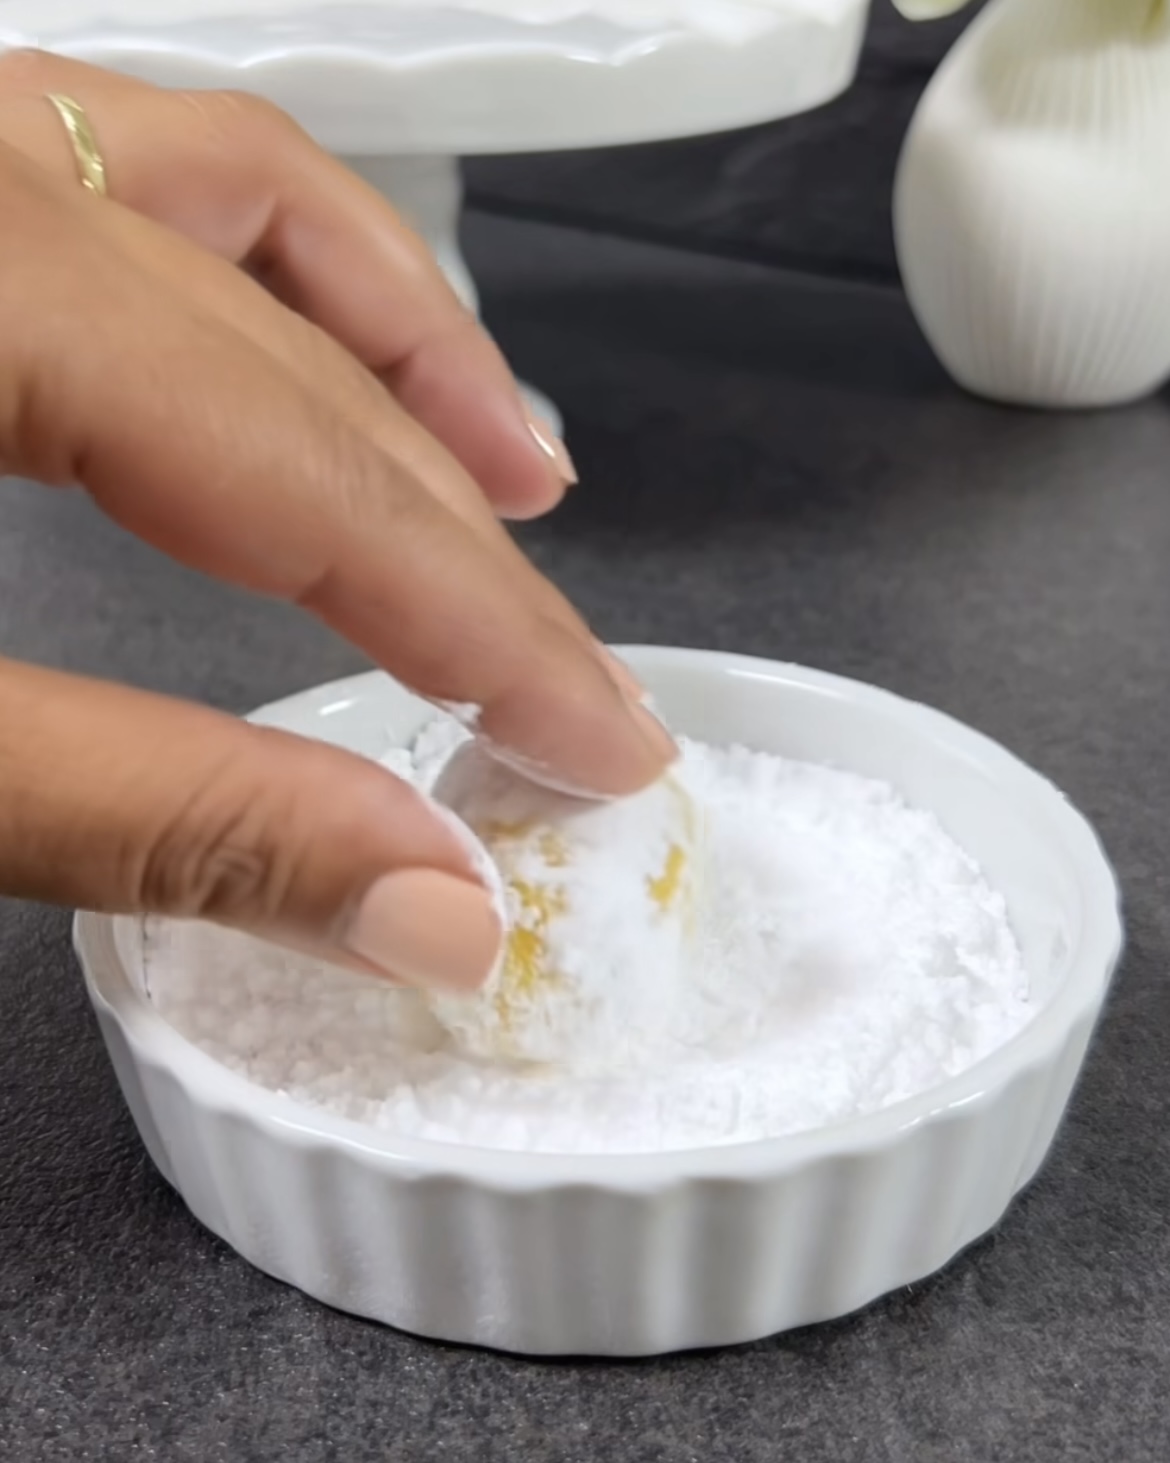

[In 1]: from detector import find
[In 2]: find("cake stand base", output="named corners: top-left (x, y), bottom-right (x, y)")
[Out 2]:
top-left (342, 153), bottom-right (563, 437)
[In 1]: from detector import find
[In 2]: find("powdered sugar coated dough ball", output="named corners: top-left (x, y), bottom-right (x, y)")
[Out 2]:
top-left (427, 742), bottom-right (701, 1072)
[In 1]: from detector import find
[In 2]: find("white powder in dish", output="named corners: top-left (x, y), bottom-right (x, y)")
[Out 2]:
top-left (144, 717), bottom-right (1031, 1155)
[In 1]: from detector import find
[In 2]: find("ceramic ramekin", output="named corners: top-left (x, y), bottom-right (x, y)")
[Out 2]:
top-left (73, 650), bottom-right (1123, 1357)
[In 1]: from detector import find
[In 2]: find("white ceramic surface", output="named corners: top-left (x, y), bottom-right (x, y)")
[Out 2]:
top-left (894, 0), bottom-right (1170, 409)
top-left (1, 1), bottom-right (868, 153)
top-left (1, 0), bottom-right (868, 436)
top-left (73, 649), bottom-right (1122, 1356)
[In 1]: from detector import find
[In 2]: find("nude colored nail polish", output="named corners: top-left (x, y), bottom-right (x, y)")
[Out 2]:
top-left (345, 869), bottom-right (503, 993)
top-left (525, 409), bottom-right (578, 486)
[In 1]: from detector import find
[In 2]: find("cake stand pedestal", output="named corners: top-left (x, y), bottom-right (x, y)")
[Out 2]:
top-left (3, 2), bottom-right (871, 432)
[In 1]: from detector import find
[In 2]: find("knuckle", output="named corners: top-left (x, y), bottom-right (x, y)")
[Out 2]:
top-left (298, 420), bottom-right (424, 590)
top-left (203, 88), bottom-right (305, 155)
top-left (137, 734), bottom-right (305, 925)
top-left (296, 317), bottom-right (390, 420)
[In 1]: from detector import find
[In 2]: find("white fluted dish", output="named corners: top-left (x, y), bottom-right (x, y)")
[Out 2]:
top-left (73, 649), bottom-right (1122, 1356)
top-left (1, 2), bottom-right (869, 154)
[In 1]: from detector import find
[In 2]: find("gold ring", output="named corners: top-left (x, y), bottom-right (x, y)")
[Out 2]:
top-left (46, 93), bottom-right (107, 197)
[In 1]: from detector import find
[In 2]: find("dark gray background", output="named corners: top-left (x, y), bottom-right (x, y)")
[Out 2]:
top-left (4, 5), bottom-right (1170, 1461)
top-left (466, 3), bottom-right (985, 285)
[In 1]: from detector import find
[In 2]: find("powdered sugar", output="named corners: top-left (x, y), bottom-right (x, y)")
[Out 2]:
top-left (144, 716), bottom-right (1032, 1155)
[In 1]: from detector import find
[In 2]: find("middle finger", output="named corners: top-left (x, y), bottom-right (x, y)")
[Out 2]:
top-left (86, 191), bottom-right (620, 676)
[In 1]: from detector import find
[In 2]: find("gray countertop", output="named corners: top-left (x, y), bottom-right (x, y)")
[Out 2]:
top-left (3, 213), bottom-right (1170, 1461)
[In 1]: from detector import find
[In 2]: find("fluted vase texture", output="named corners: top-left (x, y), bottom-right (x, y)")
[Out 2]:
top-left (893, 0), bottom-right (1170, 408)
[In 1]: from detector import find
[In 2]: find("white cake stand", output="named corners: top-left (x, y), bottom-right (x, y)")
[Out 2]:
top-left (1, 2), bottom-right (870, 428)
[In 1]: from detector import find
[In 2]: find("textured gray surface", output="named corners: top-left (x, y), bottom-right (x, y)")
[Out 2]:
top-left (3, 212), bottom-right (1170, 1459)
top-left (465, 3), bottom-right (988, 284)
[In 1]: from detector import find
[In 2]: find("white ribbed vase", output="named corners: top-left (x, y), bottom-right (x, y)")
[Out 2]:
top-left (894, 0), bottom-right (1170, 409)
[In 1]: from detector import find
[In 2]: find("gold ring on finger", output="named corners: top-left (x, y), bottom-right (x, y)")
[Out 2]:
top-left (46, 93), bottom-right (108, 198)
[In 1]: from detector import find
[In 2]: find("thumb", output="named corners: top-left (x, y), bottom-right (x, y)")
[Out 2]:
top-left (0, 658), bottom-right (501, 995)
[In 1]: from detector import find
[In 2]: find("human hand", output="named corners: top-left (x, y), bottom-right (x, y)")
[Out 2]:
top-left (0, 51), bottom-right (675, 994)
top-left (0, 48), bottom-right (577, 519)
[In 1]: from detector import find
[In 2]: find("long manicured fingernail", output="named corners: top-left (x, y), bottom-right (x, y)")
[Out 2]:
top-left (345, 869), bottom-right (502, 993)
top-left (631, 698), bottom-right (679, 768)
top-left (525, 408), bottom-right (577, 486)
